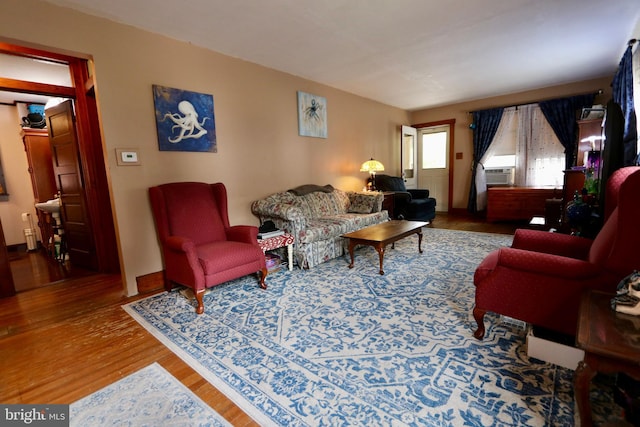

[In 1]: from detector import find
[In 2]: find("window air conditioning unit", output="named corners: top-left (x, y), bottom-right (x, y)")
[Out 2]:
top-left (485, 167), bottom-right (514, 186)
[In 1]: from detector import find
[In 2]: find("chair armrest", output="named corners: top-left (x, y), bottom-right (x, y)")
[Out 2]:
top-left (408, 189), bottom-right (430, 199)
top-left (511, 229), bottom-right (592, 260)
top-left (165, 236), bottom-right (196, 253)
top-left (251, 200), bottom-right (306, 221)
top-left (392, 191), bottom-right (412, 203)
top-left (227, 225), bottom-right (259, 244)
top-left (497, 247), bottom-right (601, 279)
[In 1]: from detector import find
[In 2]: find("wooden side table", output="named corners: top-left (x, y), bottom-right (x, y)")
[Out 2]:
top-left (574, 290), bottom-right (640, 426)
top-left (257, 233), bottom-right (295, 271)
top-left (382, 192), bottom-right (395, 219)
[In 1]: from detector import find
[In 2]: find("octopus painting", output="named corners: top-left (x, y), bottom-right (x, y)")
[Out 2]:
top-left (153, 85), bottom-right (217, 152)
top-left (160, 100), bottom-right (209, 143)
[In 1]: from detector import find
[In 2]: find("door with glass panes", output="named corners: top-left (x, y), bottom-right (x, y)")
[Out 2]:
top-left (418, 125), bottom-right (449, 212)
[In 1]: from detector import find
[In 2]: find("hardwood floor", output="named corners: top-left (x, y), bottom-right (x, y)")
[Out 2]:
top-left (0, 212), bottom-right (518, 426)
top-left (8, 247), bottom-right (94, 293)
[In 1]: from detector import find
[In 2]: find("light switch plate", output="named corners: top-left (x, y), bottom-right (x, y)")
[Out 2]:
top-left (116, 148), bottom-right (141, 166)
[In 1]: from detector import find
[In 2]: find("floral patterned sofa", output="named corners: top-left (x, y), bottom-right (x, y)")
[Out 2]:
top-left (251, 185), bottom-right (389, 268)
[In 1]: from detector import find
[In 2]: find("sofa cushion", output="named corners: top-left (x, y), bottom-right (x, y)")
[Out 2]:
top-left (296, 189), bottom-right (350, 218)
top-left (297, 212), bottom-right (388, 244)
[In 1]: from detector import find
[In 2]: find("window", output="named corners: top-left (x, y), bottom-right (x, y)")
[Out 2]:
top-left (484, 104), bottom-right (564, 187)
top-left (421, 128), bottom-right (447, 169)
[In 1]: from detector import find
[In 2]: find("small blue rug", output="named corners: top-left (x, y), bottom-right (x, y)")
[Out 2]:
top-left (70, 363), bottom-right (231, 426)
top-left (124, 228), bottom-right (621, 426)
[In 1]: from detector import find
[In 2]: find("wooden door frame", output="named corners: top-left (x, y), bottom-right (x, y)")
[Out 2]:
top-left (0, 42), bottom-right (120, 276)
top-left (411, 119), bottom-right (456, 213)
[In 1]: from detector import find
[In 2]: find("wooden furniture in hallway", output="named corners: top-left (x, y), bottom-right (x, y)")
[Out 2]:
top-left (22, 128), bottom-right (58, 250)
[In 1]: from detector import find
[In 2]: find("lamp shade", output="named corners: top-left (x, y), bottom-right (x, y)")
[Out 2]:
top-left (360, 158), bottom-right (385, 173)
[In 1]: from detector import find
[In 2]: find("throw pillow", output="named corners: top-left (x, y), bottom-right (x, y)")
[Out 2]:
top-left (348, 193), bottom-right (374, 214)
top-left (288, 184), bottom-right (334, 196)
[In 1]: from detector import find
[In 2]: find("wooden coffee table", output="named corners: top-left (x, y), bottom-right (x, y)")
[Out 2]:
top-left (342, 220), bottom-right (427, 275)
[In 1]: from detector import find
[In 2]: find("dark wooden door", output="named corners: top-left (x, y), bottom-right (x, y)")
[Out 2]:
top-left (0, 217), bottom-right (16, 297)
top-left (46, 100), bottom-right (98, 270)
top-left (22, 128), bottom-right (57, 203)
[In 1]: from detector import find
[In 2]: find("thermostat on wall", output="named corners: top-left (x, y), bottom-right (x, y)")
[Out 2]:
top-left (116, 148), bottom-right (141, 166)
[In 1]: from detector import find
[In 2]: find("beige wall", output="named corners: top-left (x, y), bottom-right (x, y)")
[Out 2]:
top-left (0, 0), bottom-right (410, 296)
top-left (410, 77), bottom-right (613, 210)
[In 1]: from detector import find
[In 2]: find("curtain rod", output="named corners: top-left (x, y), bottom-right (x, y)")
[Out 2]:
top-left (467, 89), bottom-right (603, 115)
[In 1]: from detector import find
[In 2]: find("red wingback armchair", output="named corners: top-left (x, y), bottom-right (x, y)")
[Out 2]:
top-left (473, 166), bottom-right (640, 339)
top-left (149, 182), bottom-right (267, 314)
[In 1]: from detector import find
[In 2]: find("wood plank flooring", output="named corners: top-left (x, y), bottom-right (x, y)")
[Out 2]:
top-left (0, 213), bottom-right (519, 426)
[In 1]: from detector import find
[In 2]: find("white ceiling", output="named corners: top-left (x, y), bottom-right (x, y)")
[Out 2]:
top-left (6, 0), bottom-right (640, 110)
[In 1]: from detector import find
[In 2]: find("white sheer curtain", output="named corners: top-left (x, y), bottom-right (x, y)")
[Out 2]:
top-left (475, 107), bottom-right (518, 211)
top-left (515, 104), bottom-right (565, 187)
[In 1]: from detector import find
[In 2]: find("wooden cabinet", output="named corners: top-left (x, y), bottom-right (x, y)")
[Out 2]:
top-left (22, 128), bottom-right (58, 247)
top-left (487, 187), bottom-right (561, 222)
top-left (22, 128), bottom-right (57, 203)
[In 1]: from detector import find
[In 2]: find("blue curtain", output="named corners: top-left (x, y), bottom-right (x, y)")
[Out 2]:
top-left (467, 108), bottom-right (503, 213)
top-left (612, 44), bottom-right (638, 166)
top-left (539, 94), bottom-right (596, 169)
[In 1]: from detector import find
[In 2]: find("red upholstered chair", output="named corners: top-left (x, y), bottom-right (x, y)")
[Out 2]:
top-left (473, 166), bottom-right (640, 339)
top-left (149, 182), bottom-right (267, 314)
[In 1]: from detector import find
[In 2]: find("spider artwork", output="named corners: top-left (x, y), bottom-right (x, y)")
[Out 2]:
top-left (304, 98), bottom-right (323, 122)
top-left (297, 91), bottom-right (327, 138)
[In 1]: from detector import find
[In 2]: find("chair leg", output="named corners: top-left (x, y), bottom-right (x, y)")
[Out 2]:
top-left (472, 307), bottom-right (486, 340)
top-left (194, 289), bottom-right (205, 314)
top-left (163, 271), bottom-right (173, 292)
top-left (259, 268), bottom-right (268, 290)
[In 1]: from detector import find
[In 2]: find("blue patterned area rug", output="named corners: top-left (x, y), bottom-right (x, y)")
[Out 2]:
top-left (70, 363), bottom-right (231, 426)
top-left (124, 228), bottom-right (620, 426)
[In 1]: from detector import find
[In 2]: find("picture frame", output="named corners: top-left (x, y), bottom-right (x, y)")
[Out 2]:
top-left (152, 85), bottom-right (217, 152)
top-left (297, 91), bottom-right (327, 138)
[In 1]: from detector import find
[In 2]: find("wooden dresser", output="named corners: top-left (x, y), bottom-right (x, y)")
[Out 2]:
top-left (22, 128), bottom-right (58, 250)
top-left (487, 186), bottom-right (561, 222)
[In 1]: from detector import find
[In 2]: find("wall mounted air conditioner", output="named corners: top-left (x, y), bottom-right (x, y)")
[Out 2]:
top-left (485, 167), bottom-right (514, 186)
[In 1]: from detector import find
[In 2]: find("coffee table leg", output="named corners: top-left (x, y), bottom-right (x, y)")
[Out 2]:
top-left (287, 244), bottom-right (293, 271)
top-left (375, 244), bottom-right (385, 275)
top-left (348, 240), bottom-right (356, 269)
top-left (574, 359), bottom-right (596, 427)
top-left (417, 230), bottom-right (424, 253)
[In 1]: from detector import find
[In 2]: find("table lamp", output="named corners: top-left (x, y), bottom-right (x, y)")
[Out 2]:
top-left (360, 158), bottom-right (385, 191)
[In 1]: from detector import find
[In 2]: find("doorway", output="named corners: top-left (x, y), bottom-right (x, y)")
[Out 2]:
top-left (418, 125), bottom-right (450, 212)
top-left (412, 119), bottom-right (456, 212)
top-left (0, 42), bottom-right (120, 296)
